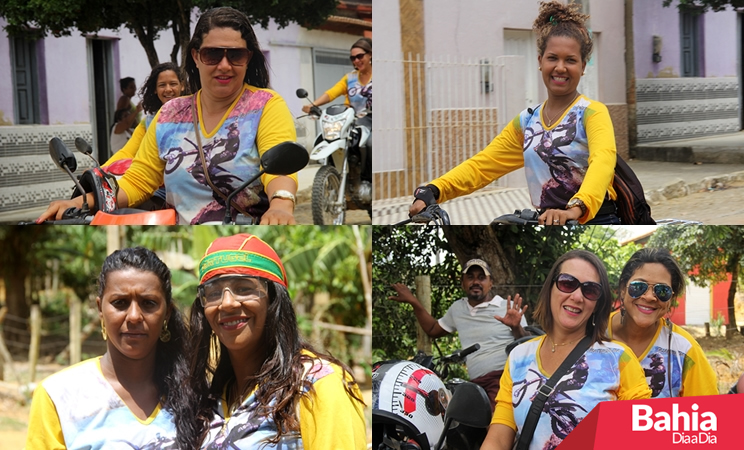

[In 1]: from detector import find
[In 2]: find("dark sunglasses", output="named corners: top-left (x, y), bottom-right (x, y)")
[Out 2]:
top-left (554, 273), bottom-right (603, 301)
top-left (198, 47), bottom-right (252, 66)
top-left (350, 52), bottom-right (367, 62)
top-left (627, 281), bottom-right (674, 302)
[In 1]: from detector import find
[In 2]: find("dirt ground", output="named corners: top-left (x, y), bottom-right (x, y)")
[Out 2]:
top-left (0, 362), bottom-right (372, 448)
top-left (649, 181), bottom-right (744, 225)
top-left (294, 187), bottom-right (372, 225)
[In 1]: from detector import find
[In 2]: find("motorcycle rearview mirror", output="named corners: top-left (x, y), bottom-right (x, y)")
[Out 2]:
top-left (296, 88), bottom-right (308, 99)
top-left (75, 136), bottom-right (104, 169)
top-left (223, 141), bottom-right (309, 224)
top-left (49, 137), bottom-right (90, 214)
top-left (49, 137), bottom-right (77, 172)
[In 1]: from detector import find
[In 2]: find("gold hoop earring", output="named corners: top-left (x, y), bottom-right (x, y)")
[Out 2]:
top-left (100, 319), bottom-right (107, 341)
top-left (160, 319), bottom-right (171, 342)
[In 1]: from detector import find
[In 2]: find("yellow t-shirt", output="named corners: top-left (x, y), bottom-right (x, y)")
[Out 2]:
top-left (491, 336), bottom-right (650, 448)
top-left (25, 357), bottom-right (176, 449)
top-left (608, 311), bottom-right (719, 397)
top-left (117, 84), bottom-right (298, 223)
top-left (201, 355), bottom-right (366, 449)
top-left (431, 95), bottom-right (617, 223)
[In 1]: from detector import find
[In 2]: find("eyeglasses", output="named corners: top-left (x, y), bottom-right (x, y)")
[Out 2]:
top-left (350, 53), bottom-right (367, 62)
top-left (198, 276), bottom-right (267, 307)
top-left (627, 281), bottom-right (674, 303)
top-left (554, 273), bottom-right (603, 301)
top-left (198, 47), bottom-right (252, 66)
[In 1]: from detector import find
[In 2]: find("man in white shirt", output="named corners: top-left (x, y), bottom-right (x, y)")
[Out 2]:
top-left (389, 258), bottom-right (529, 411)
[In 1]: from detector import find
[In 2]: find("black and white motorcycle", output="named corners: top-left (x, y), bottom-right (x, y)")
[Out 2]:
top-left (296, 88), bottom-right (371, 225)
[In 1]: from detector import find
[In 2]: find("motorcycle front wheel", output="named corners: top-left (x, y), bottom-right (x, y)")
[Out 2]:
top-left (312, 165), bottom-right (346, 225)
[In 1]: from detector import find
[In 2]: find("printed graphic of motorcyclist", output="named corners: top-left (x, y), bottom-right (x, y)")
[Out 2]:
top-left (645, 352), bottom-right (667, 398)
top-left (532, 111), bottom-right (585, 207)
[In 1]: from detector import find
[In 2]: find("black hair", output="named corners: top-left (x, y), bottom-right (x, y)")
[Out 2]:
top-left (119, 77), bottom-right (135, 92)
top-left (532, 249), bottom-right (612, 344)
top-left (619, 247), bottom-right (686, 300)
top-left (183, 280), bottom-right (364, 448)
top-left (138, 62), bottom-right (186, 115)
top-left (98, 247), bottom-right (192, 449)
top-left (184, 7), bottom-right (270, 94)
top-left (533, 1), bottom-right (593, 63)
top-left (351, 37), bottom-right (372, 54)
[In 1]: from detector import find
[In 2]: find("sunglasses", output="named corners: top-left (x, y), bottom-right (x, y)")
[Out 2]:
top-left (198, 47), bottom-right (252, 66)
top-left (350, 53), bottom-right (367, 62)
top-left (627, 281), bottom-right (674, 302)
top-left (554, 273), bottom-right (603, 301)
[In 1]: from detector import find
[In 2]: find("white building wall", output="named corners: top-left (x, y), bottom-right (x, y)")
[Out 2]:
top-left (685, 282), bottom-right (711, 326)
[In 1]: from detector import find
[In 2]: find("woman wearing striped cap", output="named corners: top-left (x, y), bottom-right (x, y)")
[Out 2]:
top-left (180, 233), bottom-right (366, 449)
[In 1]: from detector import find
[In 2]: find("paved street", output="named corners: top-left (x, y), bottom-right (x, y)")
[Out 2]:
top-left (373, 132), bottom-right (744, 225)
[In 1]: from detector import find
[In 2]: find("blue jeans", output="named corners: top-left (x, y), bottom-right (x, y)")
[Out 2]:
top-left (586, 214), bottom-right (621, 225)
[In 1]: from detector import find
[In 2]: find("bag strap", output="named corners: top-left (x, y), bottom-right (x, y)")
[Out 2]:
top-left (190, 94), bottom-right (253, 220)
top-left (515, 335), bottom-right (593, 450)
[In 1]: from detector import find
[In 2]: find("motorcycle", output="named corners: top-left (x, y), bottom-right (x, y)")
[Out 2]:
top-left (296, 88), bottom-right (371, 225)
top-left (22, 138), bottom-right (308, 225)
top-left (372, 344), bottom-right (492, 450)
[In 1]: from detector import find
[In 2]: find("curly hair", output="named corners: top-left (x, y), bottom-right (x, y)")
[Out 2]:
top-left (533, 1), bottom-right (593, 63)
top-left (98, 247), bottom-right (193, 449)
top-left (182, 281), bottom-right (364, 448)
top-left (184, 7), bottom-right (270, 94)
top-left (532, 249), bottom-right (612, 345)
top-left (137, 62), bottom-right (185, 115)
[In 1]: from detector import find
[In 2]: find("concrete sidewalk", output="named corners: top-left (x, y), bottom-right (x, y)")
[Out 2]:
top-left (637, 131), bottom-right (744, 164)
top-left (372, 158), bottom-right (744, 225)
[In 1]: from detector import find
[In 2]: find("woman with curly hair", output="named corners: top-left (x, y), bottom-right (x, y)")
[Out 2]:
top-left (410, 1), bottom-right (621, 225)
top-left (26, 247), bottom-right (191, 449)
top-left (181, 233), bottom-right (366, 449)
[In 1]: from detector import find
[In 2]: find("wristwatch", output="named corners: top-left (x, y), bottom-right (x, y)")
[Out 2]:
top-left (566, 198), bottom-right (587, 216)
top-left (270, 190), bottom-right (296, 209)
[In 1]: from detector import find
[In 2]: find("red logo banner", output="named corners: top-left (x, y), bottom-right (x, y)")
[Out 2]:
top-left (558, 395), bottom-right (738, 449)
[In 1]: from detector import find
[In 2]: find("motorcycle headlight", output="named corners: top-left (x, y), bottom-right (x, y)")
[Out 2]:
top-left (322, 119), bottom-right (344, 141)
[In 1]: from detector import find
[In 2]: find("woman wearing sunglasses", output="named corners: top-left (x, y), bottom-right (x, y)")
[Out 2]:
top-left (302, 37), bottom-right (372, 116)
top-left (482, 249), bottom-right (650, 450)
top-left (38, 7), bottom-right (298, 225)
top-left (178, 233), bottom-right (366, 449)
top-left (608, 248), bottom-right (718, 398)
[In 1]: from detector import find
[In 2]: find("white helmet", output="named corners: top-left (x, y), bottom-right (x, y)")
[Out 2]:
top-left (372, 360), bottom-right (450, 449)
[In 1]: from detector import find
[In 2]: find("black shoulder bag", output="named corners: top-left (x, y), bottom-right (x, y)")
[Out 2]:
top-left (514, 335), bottom-right (593, 450)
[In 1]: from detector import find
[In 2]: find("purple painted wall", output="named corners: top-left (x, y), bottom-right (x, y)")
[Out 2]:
top-left (634, 0), bottom-right (737, 78)
top-left (44, 35), bottom-right (91, 124)
top-left (703, 10), bottom-right (737, 77)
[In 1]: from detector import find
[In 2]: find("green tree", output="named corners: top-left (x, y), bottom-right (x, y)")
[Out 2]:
top-left (0, 0), bottom-right (340, 68)
top-left (372, 225), bottom-right (587, 362)
top-left (648, 225), bottom-right (744, 338)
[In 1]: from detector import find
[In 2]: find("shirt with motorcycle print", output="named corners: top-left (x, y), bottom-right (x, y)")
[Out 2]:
top-left (608, 311), bottom-right (718, 398)
top-left (429, 95), bottom-right (617, 224)
top-left (26, 357), bottom-right (177, 449)
top-left (117, 84), bottom-right (297, 224)
top-left (201, 356), bottom-right (366, 449)
top-left (325, 70), bottom-right (372, 115)
top-left (492, 336), bottom-right (651, 450)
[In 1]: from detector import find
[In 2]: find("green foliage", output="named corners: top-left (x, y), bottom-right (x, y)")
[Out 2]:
top-left (710, 312), bottom-right (725, 337)
top-left (0, 0), bottom-right (339, 66)
top-left (372, 225), bottom-right (590, 365)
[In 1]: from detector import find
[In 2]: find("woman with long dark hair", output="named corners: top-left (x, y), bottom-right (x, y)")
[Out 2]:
top-left (40, 7), bottom-right (298, 225)
top-left (482, 250), bottom-right (651, 450)
top-left (26, 247), bottom-right (190, 449)
top-left (181, 233), bottom-right (366, 449)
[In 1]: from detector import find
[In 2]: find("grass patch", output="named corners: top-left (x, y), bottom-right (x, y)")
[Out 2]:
top-left (0, 416), bottom-right (27, 431)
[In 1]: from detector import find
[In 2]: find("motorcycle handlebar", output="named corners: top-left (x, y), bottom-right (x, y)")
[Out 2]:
top-left (491, 209), bottom-right (579, 226)
top-left (441, 343), bottom-right (480, 364)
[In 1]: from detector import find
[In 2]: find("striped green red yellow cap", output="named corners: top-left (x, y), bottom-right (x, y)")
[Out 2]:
top-left (198, 234), bottom-right (287, 287)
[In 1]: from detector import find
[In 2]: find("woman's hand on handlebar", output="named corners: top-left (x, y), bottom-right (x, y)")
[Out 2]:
top-left (301, 105), bottom-right (312, 114)
top-left (262, 205), bottom-right (295, 225)
top-left (409, 199), bottom-right (427, 216)
top-left (538, 206), bottom-right (582, 225)
top-left (36, 196), bottom-right (86, 223)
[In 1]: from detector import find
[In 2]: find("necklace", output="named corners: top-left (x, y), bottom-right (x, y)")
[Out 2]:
top-left (544, 92), bottom-right (580, 127)
top-left (547, 334), bottom-right (584, 353)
